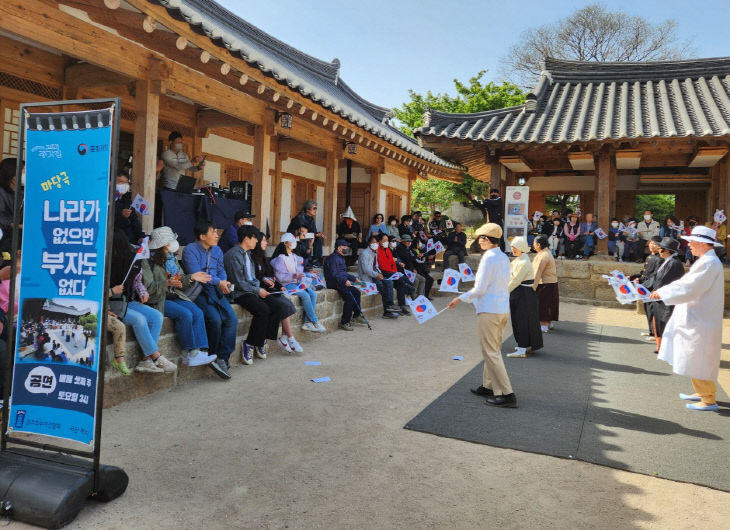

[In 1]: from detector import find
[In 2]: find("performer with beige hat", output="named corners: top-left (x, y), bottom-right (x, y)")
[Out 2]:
top-left (447, 223), bottom-right (517, 408)
top-left (648, 225), bottom-right (724, 411)
top-left (336, 205), bottom-right (361, 266)
top-left (506, 236), bottom-right (543, 358)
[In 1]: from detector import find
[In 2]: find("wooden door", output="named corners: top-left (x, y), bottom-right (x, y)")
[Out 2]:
top-left (386, 191), bottom-right (403, 220)
top-left (338, 184), bottom-right (368, 226)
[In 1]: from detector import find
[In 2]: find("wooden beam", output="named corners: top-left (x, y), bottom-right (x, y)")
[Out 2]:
top-left (131, 63), bottom-right (161, 233)
top-left (278, 138), bottom-right (326, 154)
top-left (324, 152), bottom-right (339, 250)
top-left (252, 115), bottom-right (273, 223)
top-left (594, 146), bottom-right (616, 253)
top-left (65, 62), bottom-right (134, 89)
top-left (196, 109), bottom-right (255, 133)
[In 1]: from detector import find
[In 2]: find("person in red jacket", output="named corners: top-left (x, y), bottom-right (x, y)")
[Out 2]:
top-left (376, 234), bottom-right (414, 314)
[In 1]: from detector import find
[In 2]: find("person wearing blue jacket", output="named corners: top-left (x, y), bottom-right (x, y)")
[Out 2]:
top-left (324, 239), bottom-right (366, 331)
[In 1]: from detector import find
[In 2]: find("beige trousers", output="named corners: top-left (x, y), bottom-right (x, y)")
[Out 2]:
top-left (691, 378), bottom-right (717, 405)
top-left (106, 314), bottom-right (127, 358)
top-left (477, 312), bottom-right (512, 395)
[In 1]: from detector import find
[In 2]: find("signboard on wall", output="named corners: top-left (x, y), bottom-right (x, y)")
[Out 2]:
top-left (503, 186), bottom-right (530, 243)
top-left (7, 105), bottom-right (116, 446)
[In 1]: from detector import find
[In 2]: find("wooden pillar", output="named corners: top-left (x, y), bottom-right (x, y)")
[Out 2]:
top-left (488, 156), bottom-right (501, 194)
top-left (595, 146), bottom-right (616, 253)
top-left (252, 115), bottom-right (273, 225)
top-left (132, 74), bottom-right (160, 234)
top-left (723, 156), bottom-right (730, 247)
top-left (407, 167), bottom-right (417, 214)
top-left (270, 139), bottom-right (283, 241)
top-left (324, 151), bottom-right (339, 250)
top-left (369, 161), bottom-right (383, 220)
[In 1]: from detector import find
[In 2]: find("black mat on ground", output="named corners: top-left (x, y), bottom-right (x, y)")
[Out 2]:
top-left (405, 321), bottom-right (730, 491)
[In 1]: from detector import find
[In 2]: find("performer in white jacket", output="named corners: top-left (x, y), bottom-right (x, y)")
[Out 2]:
top-left (648, 225), bottom-right (724, 411)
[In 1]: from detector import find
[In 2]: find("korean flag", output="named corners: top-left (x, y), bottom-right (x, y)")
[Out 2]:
top-left (406, 295), bottom-right (438, 324)
top-left (458, 262), bottom-right (475, 282)
top-left (131, 193), bottom-right (151, 215)
top-left (439, 268), bottom-right (461, 292)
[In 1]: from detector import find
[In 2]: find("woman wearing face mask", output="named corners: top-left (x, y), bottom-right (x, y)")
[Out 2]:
top-left (608, 217), bottom-right (626, 262)
top-left (623, 219), bottom-right (641, 262)
top-left (386, 215), bottom-right (400, 241)
top-left (271, 233), bottom-right (326, 332)
top-left (142, 227), bottom-right (217, 368)
top-left (114, 170), bottom-right (145, 244)
top-left (160, 131), bottom-right (205, 191)
top-left (547, 217), bottom-right (564, 258)
top-left (357, 234), bottom-right (400, 318)
top-left (376, 233), bottom-right (413, 314)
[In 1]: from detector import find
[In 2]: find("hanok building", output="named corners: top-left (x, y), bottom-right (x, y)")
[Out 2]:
top-left (0, 0), bottom-right (463, 246)
top-left (416, 58), bottom-right (730, 249)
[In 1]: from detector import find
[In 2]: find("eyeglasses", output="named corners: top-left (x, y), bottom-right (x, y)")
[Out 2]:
top-left (478, 235), bottom-right (488, 240)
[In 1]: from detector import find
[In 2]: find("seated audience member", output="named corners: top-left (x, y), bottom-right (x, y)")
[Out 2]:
top-left (377, 233), bottom-right (413, 314)
top-left (110, 230), bottom-right (177, 375)
top-left (271, 233), bottom-right (326, 333)
top-left (293, 225), bottom-right (314, 271)
top-left (410, 211), bottom-right (427, 243)
top-left (623, 219), bottom-right (641, 262)
top-left (144, 226), bottom-right (217, 369)
top-left (250, 232), bottom-right (302, 352)
top-left (637, 209), bottom-right (660, 259)
top-left (287, 200), bottom-right (324, 267)
top-left (336, 206), bottom-right (361, 266)
top-left (107, 312), bottom-right (130, 375)
top-left (608, 217), bottom-right (626, 262)
top-left (219, 209), bottom-right (255, 255)
top-left (398, 215), bottom-right (413, 238)
top-left (563, 213), bottom-right (582, 259)
top-left (682, 216), bottom-right (699, 263)
top-left (358, 234), bottom-right (400, 319)
top-left (386, 215), bottom-right (400, 240)
top-left (646, 237), bottom-right (685, 353)
top-left (114, 170), bottom-right (145, 244)
top-left (428, 211), bottom-right (446, 240)
top-left (224, 226), bottom-right (290, 363)
top-left (705, 217), bottom-right (727, 262)
top-left (546, 217), bottom-right (564, 258)
top-left (365, 213), bottom-right (388, 242)
top-left (578, 213), bottom-right (598, 259)
top-left (160, 131), bottom-right (205, 191)
top-left (395, 234), bottom-right (433, 298)
top-left (182, 220), bottom-right (237, 379)
top-left (442, 222), bottom-right (467, 269)
top-left (324, 239), bottom-right (366, 331)
top-left (660, 215), bottom-right (681, 241)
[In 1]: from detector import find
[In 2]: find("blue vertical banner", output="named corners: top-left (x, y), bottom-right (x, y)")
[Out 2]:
top-left (8, 108), bottom-right (114, 445)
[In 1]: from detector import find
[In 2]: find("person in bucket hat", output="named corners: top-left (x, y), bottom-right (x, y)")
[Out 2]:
top-left (649, 226), bottom-right (724, 411)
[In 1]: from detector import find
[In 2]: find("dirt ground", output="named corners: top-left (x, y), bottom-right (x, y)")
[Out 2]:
top-left (7, 302), bottom-right (730, 529)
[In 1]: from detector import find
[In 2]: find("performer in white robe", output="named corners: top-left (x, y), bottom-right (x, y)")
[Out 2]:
top-left (649, 225), bottom-right (724, 411)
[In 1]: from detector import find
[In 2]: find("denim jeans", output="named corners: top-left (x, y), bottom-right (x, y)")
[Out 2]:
top-left (376, 278), bottom-right (395, 309)
top-left (165, 298), bottom-right (209, 351)
top-left (582, 235), bottom-right (595, 256)
top-left (295, 288), bottom-right (319, 323)
top-left (195, 289), bottom-right (238, 362)
top-left (122, 301), bottom-right (163, 357)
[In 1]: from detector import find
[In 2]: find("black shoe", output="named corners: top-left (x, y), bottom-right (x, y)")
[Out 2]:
top-left (382, 312), bottom-right (398, 319)
top-left (385, 305), bottom-right (401, 313)
top-left (485, 393), bottom-right (517, 408)
top-left (399, 305), bottom-right (411, 315)
top-left (470, 386), bottom-right (494, 397)
top-left (208, 358), bottom-right (231, 380)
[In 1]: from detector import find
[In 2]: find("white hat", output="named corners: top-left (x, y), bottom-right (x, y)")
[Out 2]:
top-left (681, 225), bottom-right (724, 247)
top-left (148, 226), bottom-right (177, 250)
top-left (280, 233), bottom-right (297, 245)
top-left (510, 236), bottom-right (530, 253)
top-left (340, 206), bottom-right (357, 221)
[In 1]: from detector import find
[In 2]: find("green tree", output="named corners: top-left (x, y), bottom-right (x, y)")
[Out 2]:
top-left (635, 194), bottom-right (675, 221)
top-left (393, 71), bottom-right (525, 137)
top-left (411, 179), bottom-right (457, 214)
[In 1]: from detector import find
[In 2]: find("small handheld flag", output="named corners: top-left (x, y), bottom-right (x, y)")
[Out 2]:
top-left (130, 193), bottom-right (151, 215)
top-left (406, 295), bottom-right (439, 324)
top-left (445, 219), bottom-right (453, 229)
top-left (439, 268), bottom-right (461, 293)
top-left (388, 272), bottom-right (403, 281)
top-left (458, 263), bottom-right (475, 282)
top-left (426, 239), bottom-right (435, 252)
top-left (353, 281), bottom-right (378, 295)
top-left (433, 241), bottom-right (445, 253)
top-left (594, 227), bottom-right (607, 239)
top-left (404, 269), bottom-right (416, 283)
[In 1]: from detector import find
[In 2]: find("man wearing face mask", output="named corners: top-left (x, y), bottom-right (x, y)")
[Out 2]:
top-left (637, 210), bottom-right (660, 260)
top-left (324, 239), bottom-right (366, 331)
top-left (160, 131), bottom-right (205, 191)
top-left (219, 209), bottom-right (255, 255)
top-left (114, 170), bottom-right (145, 244)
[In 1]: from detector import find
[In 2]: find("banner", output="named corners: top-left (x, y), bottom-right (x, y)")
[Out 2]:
top-left (8, 107), bottom-right (115, 445)
top-left (439, 268), bottom-right (461, 292)
top-left (504, 186), bottom-right (530, 244)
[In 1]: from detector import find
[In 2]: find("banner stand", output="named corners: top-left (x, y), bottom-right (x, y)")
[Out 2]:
top-left (0, 99), bottom-right (127, 528)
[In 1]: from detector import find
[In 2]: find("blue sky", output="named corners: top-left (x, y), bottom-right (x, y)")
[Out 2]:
top-left (217, 0), bottom-right (729, 109)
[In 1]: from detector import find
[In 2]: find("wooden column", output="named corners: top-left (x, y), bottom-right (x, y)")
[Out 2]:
top-left (323, 151), bottom-right (339, 251)
top-left (252, 115), bottom-right (273, 225)
top-left (711, 159), bottom-right (726, 213)
top-left (407, 167), bottom-right (417, 214)
top-left (488, 155), bottom-right (501, 193)
top-left (369, 161), bottom-right (383, 220)
top-left (270, 139), bottom-right (283, 241)
top-left (132, 73), bottom-right (160, 233)
top-left (595, 146), bottom-right (616, 253)
top-left (723, 156), bottom-right (730, 247)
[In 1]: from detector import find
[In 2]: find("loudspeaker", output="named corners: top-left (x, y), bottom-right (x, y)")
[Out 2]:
top-left (229, 180), bottom-right (251, 201)
top-left (0, 448), bottom-right (128, 529)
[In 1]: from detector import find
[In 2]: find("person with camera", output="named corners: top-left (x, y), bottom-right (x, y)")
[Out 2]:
top-left (160, 131), bottom-right (205, 191)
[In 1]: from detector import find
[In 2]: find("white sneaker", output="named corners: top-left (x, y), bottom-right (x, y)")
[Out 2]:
top-left (641, 332), bottom-right (650, 336)
top-left (134, 358), bottom-right (164, 374)
top-left (302, 322), bottom-right (318, 332)
top-left (541, 326), bottom-right (550, 333)
top-left (277, 336), bottom-right (292, 353)
top-left (288, 337), bottom-right (304, 353)
top-left (315, 322), bottom-right (327, 332)
top-left (507, 347), bottom-right (527, 358)
top-left (187, 349), bottom-right (217, 367)
top-left (154, 355), bottom-right (177, 373)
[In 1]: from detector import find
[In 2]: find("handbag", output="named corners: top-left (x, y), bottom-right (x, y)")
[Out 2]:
top-left (182, 252), bottom-right (209, 302)
top-left (108, 294), bottom-right (128, 320)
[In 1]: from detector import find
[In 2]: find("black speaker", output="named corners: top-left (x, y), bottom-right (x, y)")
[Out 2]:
top-left (229, 181), bottom-right (251, 201)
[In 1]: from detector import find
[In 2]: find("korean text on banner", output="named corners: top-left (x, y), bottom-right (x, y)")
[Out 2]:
top-left (8, 107), bottom-right (115, 445)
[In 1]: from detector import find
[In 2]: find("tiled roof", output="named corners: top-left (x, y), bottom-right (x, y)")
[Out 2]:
top-left (415, 57), bottom-right (730, 145)
top-left (154, 0), bottom-right (464, 170)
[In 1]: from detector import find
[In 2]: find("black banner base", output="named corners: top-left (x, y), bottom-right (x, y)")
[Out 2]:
top-left (0, 448), bottom-right (128, 529)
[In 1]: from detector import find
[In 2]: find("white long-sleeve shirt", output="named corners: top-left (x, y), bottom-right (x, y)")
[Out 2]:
top-left (459, 247), bottom-right (510, 314)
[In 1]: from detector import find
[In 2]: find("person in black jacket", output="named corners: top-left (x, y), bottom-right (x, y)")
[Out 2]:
top-left (336, 206), bottom-right (361, 266)
top-left (114, 171), bottom-right (145, 244)
top-left (645, 237), bottom-right (685, 353)
top-left (324, 239), bottom-right (365, 331)
top-left (442, 222), bottom-right (467, 270)
top-left (395, 234), bottom-right (433, 298)
top-left (631, 236), bottom-right (663, 338)
top-left (287, 200), bottom-right (324, 267)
